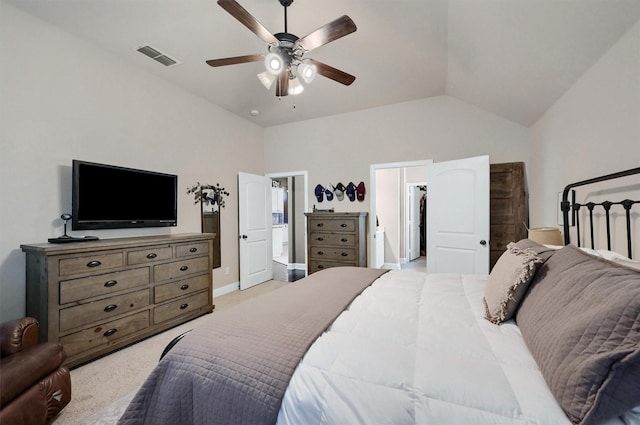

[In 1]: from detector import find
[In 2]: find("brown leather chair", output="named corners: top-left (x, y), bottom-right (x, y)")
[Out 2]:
top-left (0, 317), bottom-right (71, 425)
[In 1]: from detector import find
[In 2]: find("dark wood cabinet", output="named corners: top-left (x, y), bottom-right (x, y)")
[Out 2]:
top-left (203, 211), bottom-right (221, 268)
top-left (490, 162), bottom-right (528, 270)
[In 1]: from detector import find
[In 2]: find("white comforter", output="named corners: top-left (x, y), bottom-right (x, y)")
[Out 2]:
top-left (277, 271), bottom-right (575, 425)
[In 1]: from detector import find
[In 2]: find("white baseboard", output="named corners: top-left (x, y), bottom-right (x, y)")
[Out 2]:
top-left (287, 262), bottom-right (306, 271)
top-left (383, 262), bottom-right (402, 270)
top-left (213, 282), bottom-right (239, 298)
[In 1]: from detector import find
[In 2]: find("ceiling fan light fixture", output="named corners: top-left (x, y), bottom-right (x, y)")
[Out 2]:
top-left (298, 61), bottom-right (317, 84)
top-left (265, 52), bottom-right (285, 75)
top-left (257, 71), bottom-right (276, 89)
top-left (208, 0), bottom-right (357, 97)
top-left (288, 77), bottom-right (304, 95)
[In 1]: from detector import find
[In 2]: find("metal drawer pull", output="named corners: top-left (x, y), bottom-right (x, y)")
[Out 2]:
top-left (317, 251), bottom-right (324, 255)
top-left (180, 303), bottom-right (189, 310)
top-left (180, 265), bottom-right (189, 271)
top-left (146, 253), bottom-right (157, 259)
top-left (316, 223), bottom-right (324, 227)
top-left (180, 284), bottom-right (190, 290)
top-left (103, 328), bottom-right (118, 337)
top-left (87, 260), bottom-right (102, 268)
top-left (341, 252), bottom-right (348, 257)
top-left (340, 223), bottom-right (347, 228)
top-left (316, 237), bottom-right (324, 241)
top-left (341, 238), bottom-right (348, 242)
top-left (189, 247), bottom-right (198, 253)
top-left (103, 304), bottom-right (118, 312)
top-left (104, 280), bottom-right (118, 288)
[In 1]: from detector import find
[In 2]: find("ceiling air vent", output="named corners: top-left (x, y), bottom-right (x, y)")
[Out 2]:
top-left (136, 45), bottom-right (179, 67)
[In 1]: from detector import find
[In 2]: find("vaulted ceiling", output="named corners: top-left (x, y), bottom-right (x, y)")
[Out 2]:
top-left (6, 0), bottom-right (640, 127)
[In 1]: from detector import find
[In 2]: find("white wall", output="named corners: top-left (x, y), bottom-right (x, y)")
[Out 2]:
top-left (375, 168), bottom-right (401, 266)
top-left (264, 95), bottom-right (531, 215)
top-left (0, 3), bottom-right (264, 321)
top-left (529, 19), bottom-right (640, 253)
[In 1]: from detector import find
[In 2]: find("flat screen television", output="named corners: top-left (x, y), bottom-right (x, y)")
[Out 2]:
top-left (72, 160), bottom-right (177, 230)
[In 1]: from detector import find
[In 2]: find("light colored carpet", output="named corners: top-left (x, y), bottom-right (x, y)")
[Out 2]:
top-left (51, 279), bottom-right (289, 425)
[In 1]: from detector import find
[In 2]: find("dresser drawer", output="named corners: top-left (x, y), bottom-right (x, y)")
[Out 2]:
top-left (309, 260), bottom-right (352, 273)
top-left (154, 274), bottom-right (210, 304)
top-left (60, 267), bottom-right (150, 304)
top-left (309, 232), bottom-right (356, 247)
top-left (60, 311), bottom-right (150, 358)
top-left (128, 246), bottom-right (173, 265)
top-left (153, 256), bottom-right (209, 282)
top-left (308, 218), bottom-right (356, 233)
top-left (309, 246), bottom-right (356, 261)
top-left (59, 289), bottom-right (150, 332)
top-left (59, 252), bottom-right (124, 276)
top-left (175, 242), bottom-right (209, 258)
top-left (154, 291), bottom-right (209, 324)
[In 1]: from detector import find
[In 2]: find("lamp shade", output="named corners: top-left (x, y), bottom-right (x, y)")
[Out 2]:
top-left (264, 52), bottom-right (284, 75)
top-left (298, 61), bottom-right (317, 84)
top-left (528, 227), bottom-right (563, 246)
top-left (288, 77), bottom-right (304, 95)
top-left (257, 71), bottom-right (276, 89)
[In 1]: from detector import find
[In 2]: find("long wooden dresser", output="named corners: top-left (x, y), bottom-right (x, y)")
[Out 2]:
top-left (306, 212), bottom-right (367, 274)
top-left (21, 233), bottom-right (214, 368)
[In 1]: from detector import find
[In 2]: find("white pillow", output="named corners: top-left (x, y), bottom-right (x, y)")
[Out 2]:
top-left (597, 249), bottom-right (631, 261)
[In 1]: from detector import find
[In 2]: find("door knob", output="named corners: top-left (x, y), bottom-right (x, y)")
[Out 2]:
top-left (239, 235), bottom-right (248, 240)
top-left (480, 240), bottom-right (487, 246)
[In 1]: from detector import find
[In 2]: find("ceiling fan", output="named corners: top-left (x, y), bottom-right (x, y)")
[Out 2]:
top-left (206, 0), bottom-right (357, 97)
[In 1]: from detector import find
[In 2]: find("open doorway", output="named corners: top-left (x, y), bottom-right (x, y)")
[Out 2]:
top-left (405, 183), bottom-right (427, 270)
top-left (369, 160), bottom-right (432, 270)
top-left (370, 156), bottom-right (490, 274)
top-left (267, 171), bottom-right (308, 282)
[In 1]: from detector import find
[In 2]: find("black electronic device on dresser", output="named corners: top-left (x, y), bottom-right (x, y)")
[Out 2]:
top-left (48, 213), bottom-right (99, 243)
top-left (72, 159), bottom-right (178, 230)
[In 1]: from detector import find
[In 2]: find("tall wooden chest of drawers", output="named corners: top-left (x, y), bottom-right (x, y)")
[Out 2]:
top-left (490, 162), bottom-right (528, 270)
top-left (306, 212), bottom-right (367, 274)
top-left (21, 233), bottom-right (214, 368)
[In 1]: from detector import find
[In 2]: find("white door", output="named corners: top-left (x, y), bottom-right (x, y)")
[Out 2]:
top-left (427, 155), bottom-right (489, 274)
top-left (238, 172), bottom-right (273, 290)
top-left (407, 185), bottom-right (421, 261)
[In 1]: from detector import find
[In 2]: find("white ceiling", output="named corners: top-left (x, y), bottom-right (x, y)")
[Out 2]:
top-left (6, 0), bottom-right (640, 127)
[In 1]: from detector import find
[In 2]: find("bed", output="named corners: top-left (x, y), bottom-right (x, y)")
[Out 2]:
top-left (118, 169), bottom-right (640, 425)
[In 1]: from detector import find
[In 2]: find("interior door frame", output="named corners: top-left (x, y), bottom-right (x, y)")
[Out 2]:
top-left (266, 170), bottom-right (309, 274)
top-left (369, 160), bottom-right (433, 269)
top-left (406, 182), bottom-right (427, 263)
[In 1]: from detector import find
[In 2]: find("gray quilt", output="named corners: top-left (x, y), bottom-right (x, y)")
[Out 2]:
top-left (118, 267), bottom-right (388, 425)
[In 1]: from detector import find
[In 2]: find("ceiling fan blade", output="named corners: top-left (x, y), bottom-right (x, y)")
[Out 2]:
top-left (275, 70), bottom-right (290, 97)
top-left (217, 0), bottom-right (279, 45)
top-left (206, 54), bottom-right (263, 67)
top-left (308, 59), bottom-right (356, 86)
top-left (295, 15), bottom-right (357, 52)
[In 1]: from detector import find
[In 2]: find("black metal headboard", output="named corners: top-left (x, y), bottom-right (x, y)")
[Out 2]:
top-left (561, 167), bottom-right (640, 259)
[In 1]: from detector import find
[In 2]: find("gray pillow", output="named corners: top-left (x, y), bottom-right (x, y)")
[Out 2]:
top-left (516, 244), bottom-right (640, 425)
top-left (514, 238), bottom-right (557, 263)
top-left (483, 242), bottom-right (542, 324)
